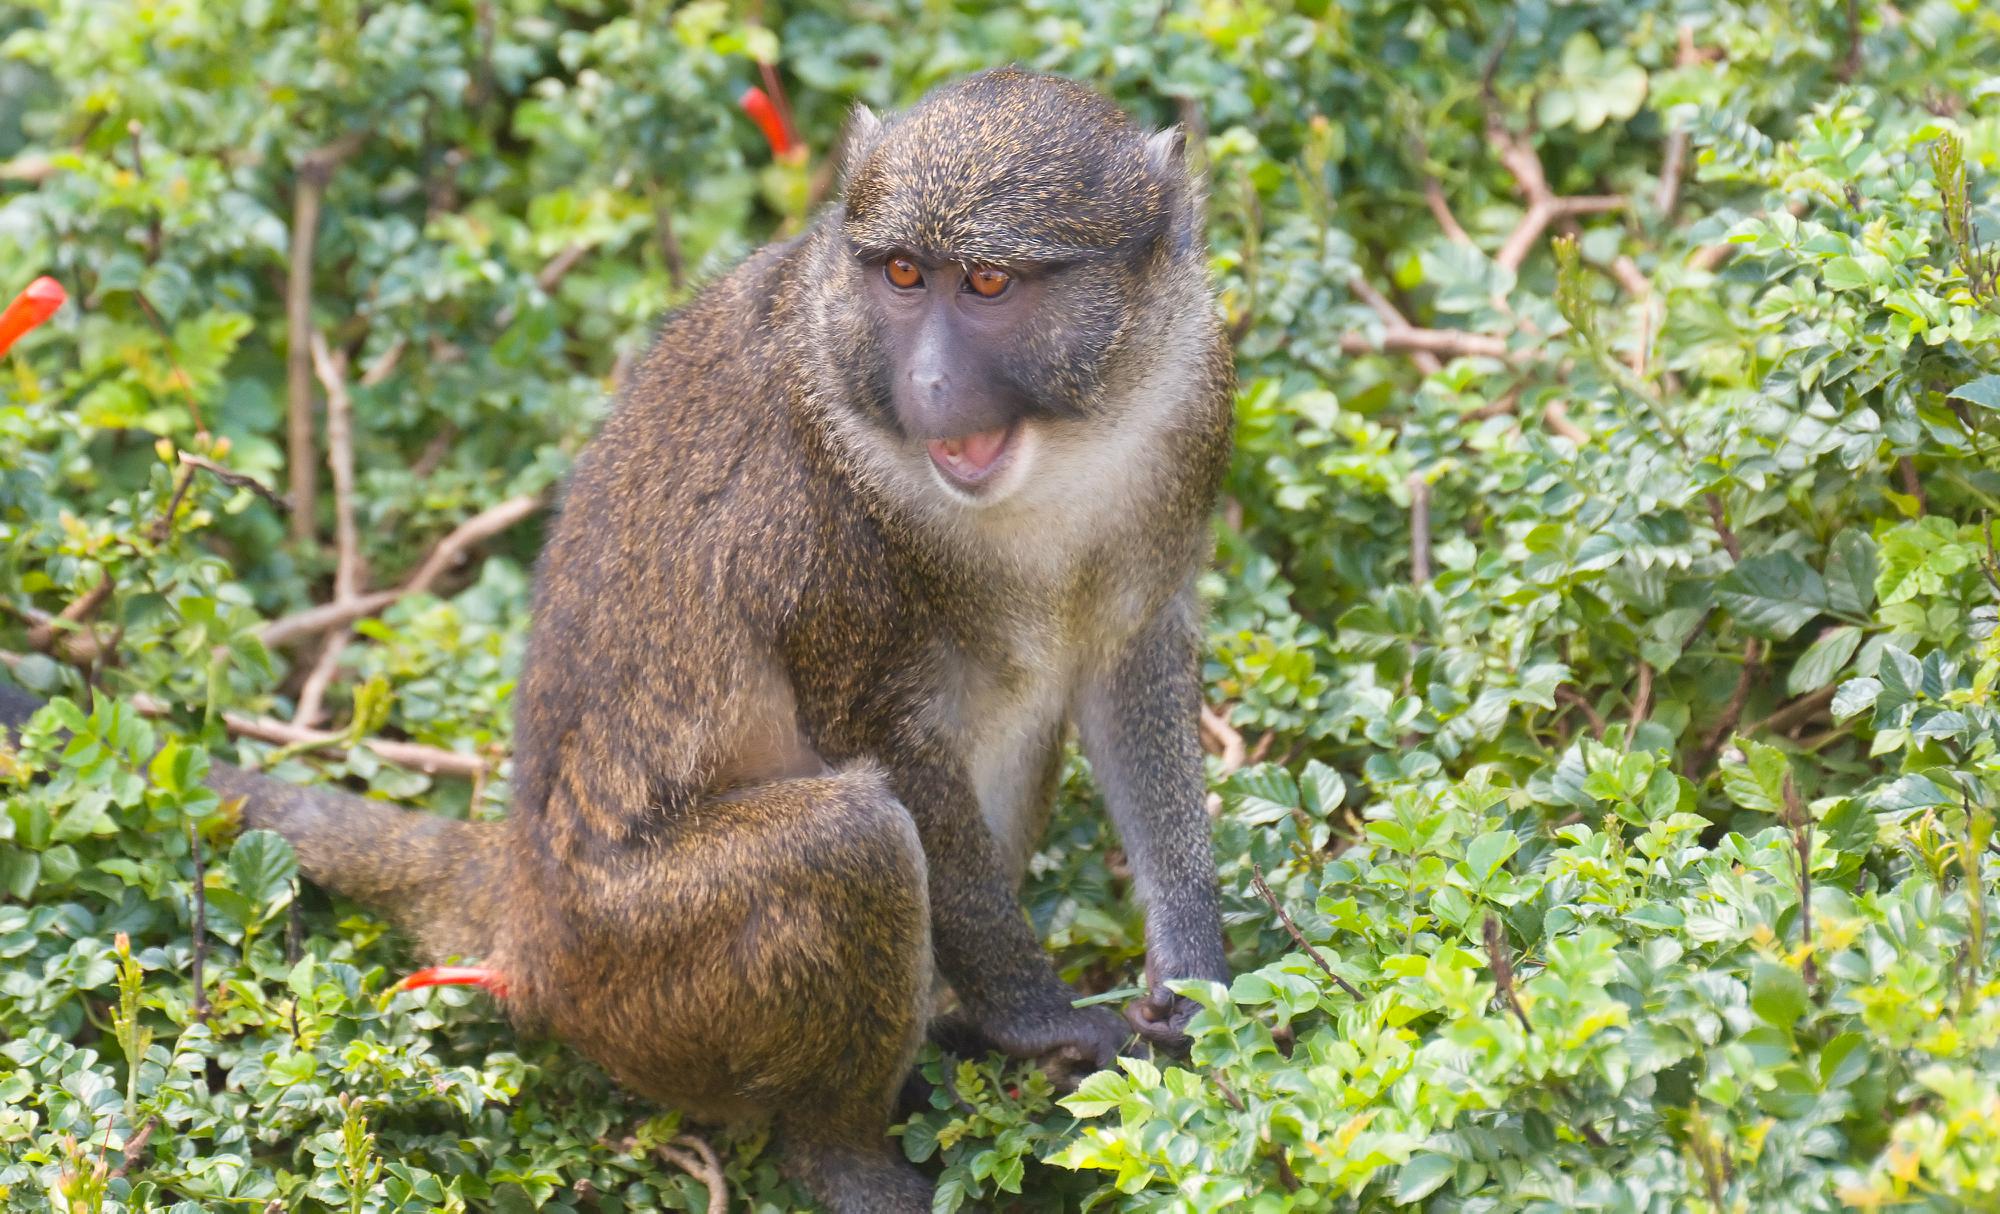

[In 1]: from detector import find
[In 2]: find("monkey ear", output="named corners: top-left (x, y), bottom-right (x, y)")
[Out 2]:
top-left (838, 104), bottom-right (886, 186)
top-left (1144, 125), bottom-right (1188, 176)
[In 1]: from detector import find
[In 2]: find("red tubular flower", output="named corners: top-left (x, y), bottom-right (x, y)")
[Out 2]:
top-left (396, 965), bottom-right (509, 998)
top-left (0, 276), bottom-right (66, 357)
top-left (739, 86), bottom-right (795, 157)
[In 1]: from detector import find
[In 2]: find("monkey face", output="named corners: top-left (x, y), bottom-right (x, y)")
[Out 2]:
top-left (851, 247), bottom-right (1134, 503)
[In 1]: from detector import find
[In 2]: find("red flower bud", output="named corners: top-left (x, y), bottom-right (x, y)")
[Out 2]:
top-left (0, 276), bottom-right (66, 357)
top-left (396, 965), bottom-right (509, 998)
top-left (739, 86), bottom-right (795, 157)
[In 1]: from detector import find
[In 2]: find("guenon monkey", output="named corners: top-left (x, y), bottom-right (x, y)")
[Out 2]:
top-left (0, 67), bottom-right (1233, 1212)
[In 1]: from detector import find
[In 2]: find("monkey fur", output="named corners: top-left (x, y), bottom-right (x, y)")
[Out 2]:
top-left (0, 67), bottom-right (1234, 1212)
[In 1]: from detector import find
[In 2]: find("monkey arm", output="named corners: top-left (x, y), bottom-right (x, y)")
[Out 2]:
top-left (881, 734), bottom-right (1127, 1069)
top-left (1073, 590), bottom-right (1230, 1044)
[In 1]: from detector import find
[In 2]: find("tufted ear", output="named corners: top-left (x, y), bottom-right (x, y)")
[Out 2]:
top-left (1145, 124), bottom-right (1205, 251)
top-left (1144, 124), bottom-right (1188, 176)
top-left (838, 104), bottom-right (886, 189)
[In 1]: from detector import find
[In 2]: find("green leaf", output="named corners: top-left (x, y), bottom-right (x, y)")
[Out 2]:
top-left (1061, 1071), bottom-right (1129, 1118)
top-left (1824, 531), bottom-right (1878, 617)
top-left (1750, 961), bottom-right (1809, 1029)
top-left (1947, 374), bottom-right (2000, 410)
top-left (1788, 626), bottom-right (1861, 695)
top-left (1831, 677), bottom-right (1881, 720)
top-left (1720, 740), bottom-right (1791, 815)
top-left (1464, 830), bottom-right (1520, 883)
top-left (1718, 553), bottom-right (1828, 640)
top-left (1395, 1154), bottom-right (1457, 1203)
top-left (227, 829), bottom-right (298, 908)
top-left (1821, 256), bottom-right (1873, 290)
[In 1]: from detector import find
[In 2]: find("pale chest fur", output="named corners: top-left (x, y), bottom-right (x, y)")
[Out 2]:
top-left (932, 542), bottom-right (1167, 878)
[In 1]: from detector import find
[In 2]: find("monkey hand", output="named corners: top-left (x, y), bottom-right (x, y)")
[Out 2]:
top-left (974, 997), bottom-right (1127, 1085)
top-left (1123, 951), bottom-right (1230, 1049)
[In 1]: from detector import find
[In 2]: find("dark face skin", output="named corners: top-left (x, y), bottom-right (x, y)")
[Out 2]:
top-left (858, 250), bottom-right (1041, 489)
top-left (854, 246), bottom-right (1132, 497)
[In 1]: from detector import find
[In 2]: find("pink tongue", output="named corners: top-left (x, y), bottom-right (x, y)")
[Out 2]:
top-left (929, 426), bottom-right (1010, 475)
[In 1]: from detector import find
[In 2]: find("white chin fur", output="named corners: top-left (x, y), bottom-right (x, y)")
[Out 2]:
top-left (928, 422), bottom-right (1038, 507)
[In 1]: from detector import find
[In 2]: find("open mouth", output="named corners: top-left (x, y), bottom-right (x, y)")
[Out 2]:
top-left (926, 422), bottom-right (1021, 491)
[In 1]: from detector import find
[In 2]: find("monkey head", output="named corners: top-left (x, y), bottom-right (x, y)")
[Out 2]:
top-left (822, 67), bottom-right (1203, 507)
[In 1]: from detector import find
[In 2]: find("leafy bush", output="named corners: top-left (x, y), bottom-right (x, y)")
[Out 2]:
top-left (4, 1), bottom-right (2000, 1211)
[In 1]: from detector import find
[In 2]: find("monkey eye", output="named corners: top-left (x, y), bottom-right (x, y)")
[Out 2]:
top-left (966, 267), bottom-right (1012, 298)
top-left (885, 256), bottom-right (924, 290)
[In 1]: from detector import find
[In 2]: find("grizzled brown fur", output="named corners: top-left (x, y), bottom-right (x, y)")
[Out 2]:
top-left (2, 68), bottom-right (1236, 1213)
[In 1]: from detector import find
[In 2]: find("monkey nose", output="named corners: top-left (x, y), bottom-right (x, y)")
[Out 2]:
top-left (908, 370), bottom-right (947, 395)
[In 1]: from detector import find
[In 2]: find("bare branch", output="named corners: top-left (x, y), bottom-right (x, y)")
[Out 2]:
top-left (1408, 471), bottom-right (1432, 584)
top-left (26, 576), bottom-right (111, 654)
top-left (259, 494), bottom-right (542, 648)
top-left (1350, 276), bottom-right (1443, 375)
top-left (1747, 684), bottom-right (1839, 738)
top-left (0, 650), bottom-right (490, 778)
top-left (0, 153), bottom-right (55, 184)
top-left (178, 452), bottom-right (292, 514)
top-left (359, 335), bottom-right (407, 388)
top-left (655, 1135), bottom-right (728, 1214)
top-left (1695, 639), bottom-right (1762, 773)
top-left (1485, 109), bottom-right (1630, 274)
top-left (1424, 175), bottom-right (1472, 245)
top-left (1654, 25), bottom-right (1700, 218)
top-left (1898, 456), bottom-right (1928, 514)
top-left (1199, 703), bottom-right (1246, 774)
top-left (1543, 400), bottom-right (1589, 444)
top-left (285, 131), bottom-right (367, 543)
top-left (1340, 326), bottom-right (1510, 362)
top-left (308, 334), bottom-right (365, 602)
top-left (1249, 863), bottom-right (1361, 999)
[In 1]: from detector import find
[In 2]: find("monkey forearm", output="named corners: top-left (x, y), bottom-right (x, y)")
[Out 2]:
top-left (1076, 602), bottom-right (1229, 992)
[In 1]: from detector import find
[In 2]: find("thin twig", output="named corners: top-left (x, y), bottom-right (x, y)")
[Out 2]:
top-left (178, 453), bottom-right (291, 514)
top-left (1556, 686), bottom-right (1607, 738)
top-left (1350, 276), bottom-right (1443, 375)
top-left (1249, 863), bottom-right (1361, 999)
top-left (1339, 326), bottom-right (1510, 361)
top-left (107, 1115), bottom-right (157, 1180)
top-left (1706, 493), bottom-right (1743, 561)
top-left (1782, 774), bottom-right (1818, 987)
top-left (285, 130), bottom-right (366, 543)
top-left (358, 335), bottom-right (406, 388)
top-left (1626, 662), bottom-right (1653, 749)
top-left (1482, 97), bottom-right (1629, 274)
top-left (1483, 915), bottom-right (1531, 1032)
top-left (1653, 25), bottom-right (1699, 219)
top-left (655, 1135), bottom-right (728, 1214)
top-left (1898, 456), bottom-right (1928, 514)
top-left (300, 334), bottom-right (365, 727)
top-left (1199, 703), bottom-right (1246, 774)
top-left (1423, 175), bottom-right (1472, 245)
top-left (189, 821), bottom-right (209, 1024)
top-left (1543, 400), bottom-right (1589, 444)
top-left (1695, 639), bottom-right (1762, 773)
top-left (1746, 684), bottom-right (1839, 739)
top-left (1408, 471), bottom-right (1432, 583)
top-left (258, 494), bottom-right (541, 648)
top-left (26, 576), bottom-right (111, 653)
top-left (0, 650), bottom-right (491, 778)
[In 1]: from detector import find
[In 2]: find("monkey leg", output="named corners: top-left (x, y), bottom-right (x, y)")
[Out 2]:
top-left (526, 763), bottom-right (934, 1214)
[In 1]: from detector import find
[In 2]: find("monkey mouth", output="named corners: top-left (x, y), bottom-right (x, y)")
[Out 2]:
top-left (926, 422), bottom-right (1021, 490)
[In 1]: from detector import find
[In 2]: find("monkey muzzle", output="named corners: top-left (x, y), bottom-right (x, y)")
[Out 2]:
top-left (926, 420), bottom-right (1022, 491)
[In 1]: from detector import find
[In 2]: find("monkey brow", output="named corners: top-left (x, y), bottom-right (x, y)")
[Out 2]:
top-left (845, 235), bottom-right (1104, 272)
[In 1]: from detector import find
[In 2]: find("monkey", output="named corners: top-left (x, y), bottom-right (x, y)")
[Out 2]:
top-left (1, 66), bottom-right (1234, 1212)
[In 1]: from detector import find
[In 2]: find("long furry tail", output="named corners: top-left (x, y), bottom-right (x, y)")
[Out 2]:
top-left (1, 683), bottom-right (507, 961)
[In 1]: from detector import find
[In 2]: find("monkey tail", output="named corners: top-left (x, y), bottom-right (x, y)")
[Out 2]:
top-left (1, 683), bottom-right (508, 962)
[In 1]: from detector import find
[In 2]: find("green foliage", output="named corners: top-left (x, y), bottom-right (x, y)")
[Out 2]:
top-left (5, 1), bottom-right (2000, 1211)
